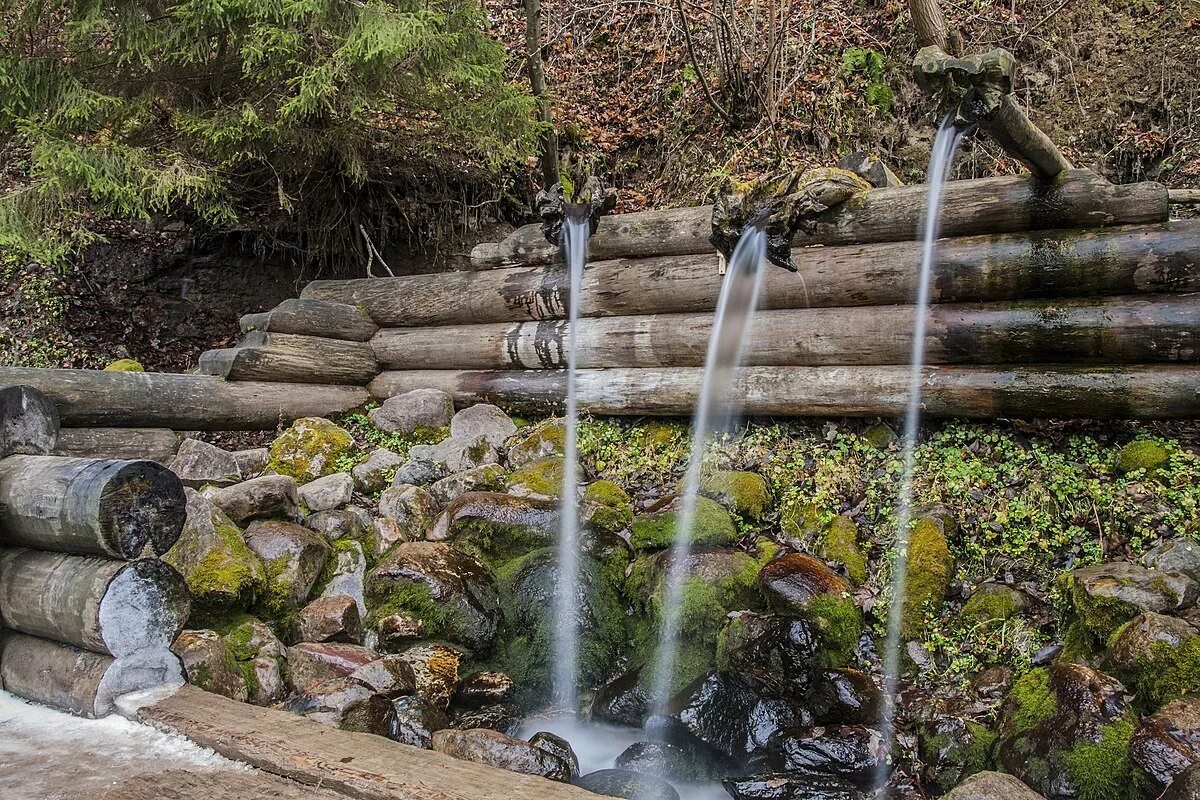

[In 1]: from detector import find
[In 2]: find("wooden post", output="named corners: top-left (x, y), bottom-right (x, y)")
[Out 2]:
top-left (54, 428), bottom-right (182, 463)
top-left (198, 331), bottom-right (378, 385)
top-left (240, 298), bottom-right (378, 341)
top-left (0, 385), bottom-right (59, 458)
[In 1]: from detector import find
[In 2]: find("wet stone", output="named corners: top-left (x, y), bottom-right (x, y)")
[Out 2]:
top-left (172, 629), bottom-right (248, 702)
top-left (575, 769), bottom-right (680, 800)
top-left (1144, 539), bottom-right (1200, 584)
top-left (244, 519), bottom-right (331, 612)
top-left (759, 554), bottom-right (851, 614)
top-left (349, 653), bottom-right (417, 697)
top-left (391, 694), bottom-right (449, 748)
top-left (809, 669), bottom-right (882, 725)
top-left (593, 667), bottom-right (651, 727)
top-left (454, 671), bottom-right (515, 708)
top-left (376, 484), bottom-right (440, 541)
top-left (971, 665), bottom-right (1015, 701)
top-left (766, 725), bottom-right (887, 790)
top-left (1130, 696), bottom-right (1200, 792)
top-left (286, 641), bottom-right (381, 692)
top-left (529, 731), bottom-right (579, 780)
top-left (615, 740), bottom-right (716, 782)
top-left (723, 773), bottom-right (861, 800)
top-left (297, 594), bottom-right (362, 644)
top-left (283, 676), bottom-right (398, 737)
top-left (1061, 561), bottom-right (1199, 638)
top-left (376, 611), bottom-right (425, 649)
top-left (718, 612), bottom-right (818, 703)
top-left (674, 671), bottom-right (806, 763)
top-left (431, 728), bottom-right (571, 781)
top-left (397, 643), bottom-right (461, 711)
top-left (1163, 763), bottom-right (1200, 800)
top-left (450, 703), bottom-right (522, 736)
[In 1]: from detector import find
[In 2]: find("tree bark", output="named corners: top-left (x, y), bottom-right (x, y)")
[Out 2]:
top-left (524, 0), bottom-right (559, 187)
top-left (909, 0), bottom-right (950, 51)
top-left (198, 331), bottom-right (378, 385)
top-left (307, 222), bottom-right (1199, 329)
top-left (54, 428), bottom-right (182, 464)
top-left (0, 369), bottom-right (369, 430)
top-left (0, 455), bottom-right (186, 558)
top-left (369, 365), bottom-right (1200, 419)
top-left (0, 384), bottom-right (59, 458)
top-left (0, 548), bottom-right (189, 656)
top-left (370, 295), bottom-right (1200, 371)
top-left (464, 170), bottom-right (1168, 268)
top-left (240, 299), bottom-right (378, 342)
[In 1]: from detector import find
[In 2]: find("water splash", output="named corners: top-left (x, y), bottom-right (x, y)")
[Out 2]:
top-left (876, 115), bottom-right (969, 791)
top-left (550, 212), bottom-right (590, 711)
top-left (647, 226), bottom-right (768, 715)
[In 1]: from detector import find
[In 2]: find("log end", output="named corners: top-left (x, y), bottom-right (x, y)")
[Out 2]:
top-left (98, 459), bottom-right (188, 557)
top-left (99, 558), bottom-right (191, 655)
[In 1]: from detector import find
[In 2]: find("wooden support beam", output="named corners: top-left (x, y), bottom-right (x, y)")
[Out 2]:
top-left (54, 427), bottom-right (183, 463)
top-left (0, 369), bottom-right (369, 430)
top-left (369, 365), bottom-right (1200, 419)
top-left (198, 331), bottom-right (378, 385)
top-left (240, 298), bottom-right (378, 341)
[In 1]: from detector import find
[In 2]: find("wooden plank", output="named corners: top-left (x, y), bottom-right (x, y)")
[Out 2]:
top-left (370, 294), bottom-right (1200, 370)
top-left (0, 369), bottom-right (369, 430)
top-left (241, 298), bottom-right (379, 342)
top-left (132, 685), bottom-right (602, 800)
top-left (54, 427), bottom-right (182, 463)
top-left (369, 365), bottom-right (1200, 419)
top-left (305, 222), bottom-right (1200, 329)
top-left (199, 332), bottom-right (378, 385)
top-left (469, 170), bottom-right (1169, 267)
top-left (99, 769), bottom-right (352, 800)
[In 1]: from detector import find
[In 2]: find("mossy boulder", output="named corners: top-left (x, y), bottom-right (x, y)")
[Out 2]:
top-left (220, 616), bottom-right (287, 705)
top-left (862, 421), bottom-right (897, 450)
top-left (172, 629), bottom-right (249, 701)
top-left (758, 554), bottom-right (861, 667)
top-left (1116, 439), bottom-right (1170, 477)
top-left (1058, 561), bottom-right (1199, 640)
top-left (581, 480), bottom-right (634, 534)
top-left (506, 420), bottom-right (565, 468)
top-left (164, 489), bottom-right (265, 610)
top-left (961, 583), bottom-right (1031, 625)
top-left (817, 516), bottom-right (868, 586)
top-left (780, 503), bottom-right (826, 545)
top-left (244, 519), bottom-right (332, 633)
top-left (901, 516), bottom-right (955, 639)
top-left (104, 358), bottom-right (144, 372)
top-left (917, 715), bottom-right (997, 793)
top-left (630, 495), bottom-right (737, 550)
top-left (1107, 612), bottom-right (1200, 711)
top-left (505, 457), bottom-right (565, 500)
top-left (700, 470), bottom-right (770, 520)
top-left (267, 417), bottom-right (356, 484)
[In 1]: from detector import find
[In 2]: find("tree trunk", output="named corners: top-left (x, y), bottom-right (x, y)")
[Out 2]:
top-left (0, 547), bottom-right (189, 656)
top-left (240, 299), bottom-right (378, 342)
top-left (0, 384), bottom-right (59, 458)
top-left (54, 428), bottom-right (182, 464)
top-left (369, 365), bottom-right (1200, 419)
top-left (909, 0), bottom-right (950, 51)
top-left (198, 331), bottom-right (378, 385)
top-left (524, 0), bottom-right (559, 187)
top-left (0, 369), bottom-right (369, 430)
top-left (0, 455), bottom-right (186, 558)
top-left (307, 222), bottom-right (1199, 329)
top-left (370, 295), bottom-right (1200, 371)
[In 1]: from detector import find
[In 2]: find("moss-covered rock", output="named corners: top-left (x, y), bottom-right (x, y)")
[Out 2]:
top-left (961, 583), bottom-right (1029, 625)
top-left (861, 421), bottom-right (897, 450)
top-left (1058, 561), bottom-right (1199, 640)
top-left (1000, 668), bottom-right (1058, 738)
top-left (700, 470), bottom-right (770, 520)
top-left (581, 480), bottom-right (634, 534)
top-left (104, 358), bottom-right (144, 372)
top-left (817, 516), bottom-right (868, 586)
top-left (630, 495), bottom-right (737, 550)
top-left (267, 417), bottom-right (356, 484)
top-left (244, 519), bottom-right (332, 635)
top-left (505, 457), bottom-right (564, 500)
top-left (505, 420), bottom-right (565, 468)
top-left (164, 489), bottom-right (265, 610)
top-left (1059, 719), bottom-right (1143, 800)
top-left (1116, 439), bottom-right (1170, 477)
top-left (780, 503), bottom-right (826, 544)
top-left (901, 516), bottom-right (955, 639)
top-left (1107, 612), bottom-right (1200, 711)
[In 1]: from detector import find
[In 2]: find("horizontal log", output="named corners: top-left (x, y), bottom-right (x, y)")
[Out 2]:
top-left (469, 170), bottom-right (1169, 267)
top-left (1169, 188), bottom-right (1200, 205)
top-left (0, 631), bottom-right (182, 718)
top-left (54, 427), bottom-right (183, 463)
top-left (0, 368), bottom-right (370, 430)
top-left (0, 455), bottom-right (186, 558)
top-left (307, 222), bottom-right (1200, 328)
top-left (0, 385), bottom-right (59, 458)
top-left (369, 366), bottom-right (1200, 419)
top-left (198, 331), bottom-right (378, 385)
top-left (371, 295), bottom-right (1200, 371)
top-left (240, 298), bottom-right (378, 341)
top-left (0, 547), bottom-right (189, 657)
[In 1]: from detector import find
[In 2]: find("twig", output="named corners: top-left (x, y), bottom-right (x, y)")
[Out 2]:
top-left (675, 0), bottom-right (737, 127)
top-left (358, 224), bottom-right (395, 278)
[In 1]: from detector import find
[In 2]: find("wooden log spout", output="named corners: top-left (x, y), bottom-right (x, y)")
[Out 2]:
top-left (371, 295), bottom-right (1200, 371)
top-left (0, 455), bottom-right (186, 558)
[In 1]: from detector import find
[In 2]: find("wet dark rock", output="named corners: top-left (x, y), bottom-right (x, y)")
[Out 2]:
top-left (297, 594), bottom-right (362, 644)
top-left (722, 773), bottom-right (860, 800)
top-left (397, 643), bottom-right (461, 710)
top-left (431, 728), bottom-right (570, 781)
top-left (390, 694), bottom-right (449, 748)
top-left (210, 474), bottom-right (298, 525)
top-left (244, 519), bottom-right (331, 612)
top-left (593, 667), bottom-right (652, 727)
top-left (426, 491), bottom-right (557, 544)
top-left (529, 731), bottom-right (579, 779)
top-left (759, 553), bottom-right (851, 613)
top-left (766, 725), bottom-right (887, 790)
top-left (917, 713), bottom-right (997, 794)
top-left (575, 769), bottom-right (680, 800)
top-left (348, 653), bottom-right (417, 697)
top-left (454, 671), bottom-right (515, 708)
top-left (365, 541), bottom-right (500, 653)
top-left (615, 740), bottom-right (716, 782)
top-left (449, 702), bottom-right (522, 736)
top-left (971, 665), bottom-right (1015, 701)
top-left (943, 771), bottom-right (1048, 799)
top-left (1143, 540), bottom-right (1200, 584)
top-left (1163, 763), bottom-right (1200, 800)
top-left (286, 642), bottom-right (381, 691)
top-left (673, 671), bottom-right (806, 764)
top-left (284, 677), bottom-right (398, 737)
top-left (717, 612), bottom-right (818, 703)
top-left (375, 611), bottom-right (425, 649)
top-left (1108, 611), bottom-right (1196, 674)
top-left (1129, 697), bottom-right (1200, 792)
top-left (1060, 561), bottom-right (1198, 638)
top-left (809, 669), bottom-right (882, 725)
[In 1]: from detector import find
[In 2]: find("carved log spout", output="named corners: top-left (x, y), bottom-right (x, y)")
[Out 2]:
top-left (913, 46), bottom-right (1071, 181)
top-left (534, 176), bottom-right (617, 245)
top-left (710, 168), bottom-right (871, 271)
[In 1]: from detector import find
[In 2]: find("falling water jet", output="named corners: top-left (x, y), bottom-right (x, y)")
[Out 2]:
top-left (875, 114), bottom-right (971, 793)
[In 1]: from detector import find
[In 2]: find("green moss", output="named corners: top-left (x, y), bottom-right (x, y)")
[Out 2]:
top-left (1006, 668), bottom-right (1057, 733)
top-left (1060, 719), bottom-right (1145, 800)
top-left (1057, 619), bottom-right (1101, 665)
top-left (453, 518), bottom-right (549, 570)
top-left (1115, 439), bottom-right (1170, 477)
top-left (780, 503), bottom-right (826, 543)
top-left (642, 422), bottom-right (684, 449)
top-left (164, 514), bottom-right (265, 609)
top-left (1059, 573), bottom-right (1140, 639)
top-left (266, 417), bottom-right (356, 484)
top-left (630, 496), bottom-right (737, 550)
top-left (862, 421), bottom-right (896, 450)
top-left (191, 663), bottom-right (214, 689)
top-left (1117, 635), bottom-right (1200, 710)
top-left (365, 581), bottom-right (463, 644)
top-left (505, 457), bottom-right (564, 498)
top-left (700, 470), bottom-right (770, 519)
top-left (962, 722), bottom-right (996, 776)
top-left (104, 358), bottom-right (144, 372)
top-left (507, 420), bottom-right (565, 463)
top-left (583, 480), bottom-right (633, 533)
top-left (818, 516), bottom-right (868, 585)
top-left (808, 593), bottom-right (863, 668)
top-left (901, 517), bottom-right (954, 639)
top-left (961, 589), bottom-right (1019, 624)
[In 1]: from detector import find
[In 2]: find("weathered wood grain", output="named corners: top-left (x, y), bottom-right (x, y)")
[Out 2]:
top-left (54, 427), bottom-right (182, 463)
top-left (369, 365), bottom-right (1200, 419)
top-left (98, 770), bottom-right (353, 800)
top-left (371, 294), bottom-right (1200, 370)
top-left (199, 331), bottom-right (378, 385)
top-left (306, 222), bottom-right (1200, 328)
top-left (0, 369), bottom-right (369, 430)
top-left (469, 170), bottom-right (1168, 267)
top-left (0, 385), bottom-right (59, 458)
top-left (133, 684), bottom-right (604, 800)
top-left (240, 298), bottom-right (378, 342)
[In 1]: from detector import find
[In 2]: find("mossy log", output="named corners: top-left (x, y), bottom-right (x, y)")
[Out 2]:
top-left (0, 630), bottom-right (182, 718)
top-left (198, 331), bottom-right (378, 385)
top-left (0, 455), bottom-right (186, 558)
top-left (0, 547), bottom-right (189, 656)
top-left (0, 368), bottom-right (369, 430)
top-left (306, 222), bottom-right (1199, 329)
top-left (370, 366), bottom-right (1200, 419)
top-left (371, 295), bottom-right (1200, 370)
top-left (53, 427), bottom-right (182, 463)
top-left (239, 298), bottom-right (378, 342)
top-left (0, 384), bottom-right (59, 458)
top-left (467, 170), bottom-right (1166, 267)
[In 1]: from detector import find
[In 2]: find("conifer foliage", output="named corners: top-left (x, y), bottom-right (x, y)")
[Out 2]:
top-left (0, 0), bottom-right (537, 265)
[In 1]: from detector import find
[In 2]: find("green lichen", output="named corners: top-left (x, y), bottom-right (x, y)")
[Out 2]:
top-left (700, 470), bottom-right (770, 520)
top-left (1115, 439), bottom-right (1170, 477)
top-left (583, 480), bottom-right (633, 533)
top-left (630, 496), bottom-right (737, 550)
top-left (901, 517), bottom-right (954, 639)
top-left (1060, 719), bottom-right (1146, 800)
top-left (505, 457), bottom-right (565, 498)
top-left (266, 416), bottom-right (356, 484)
top-left (253, 556), bottom-right (301, 638)
top-left (104, 358), bottom-right (144, 372)
top-left (191, 662), bottom-right (214, 689)
top-left (818, 516), bottom-right (868, 585)
top-left (164, 513), bottom-right (265, 609)
top-left (1006, 668), bottom-right (1057, 733)
top-left (807, 593), bottom-right (862, 668)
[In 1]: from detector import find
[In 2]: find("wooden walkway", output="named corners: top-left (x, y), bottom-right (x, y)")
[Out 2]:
top-left (99, 769), bottom-right (350, 800)
top-left (129, 685), bottom-right (602, 800)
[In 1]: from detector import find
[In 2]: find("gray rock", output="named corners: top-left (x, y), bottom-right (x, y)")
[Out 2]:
top-left (450, 404), bottom-right (516, 448)
top-left (163, 489), bottom-right (265, 608)
top-left (391, 695), bottom-right (449, 748)
top-left (392, 459), bottom-right (445, 487)
top-left (172, 630), bottom-right (248, 702)
top-left (286, 641), bottom-right (382, 691)
top-left (377, 484), bottom-right (440, 539)
top-left (320, 540), bottom-right (367, 616)
top-left (396, 643), bottom-right (461, 710)
top-left (430, 464), bottom-right (506, 505)
top-left (1130, 696), bottom-right (1200, 792)
top-left (1144, 539), bottom-right (1200, 584)
top-left (944, 771), bottom-right (1047, 799)
top-left (455, 671), bottom-right (515, 708)
top-left (411, 435), bottom-right (498, 474)
top-left (244, 519), bottom-right (331, 611)
top-left (305, 509), bottom-right (368, 545)
top-left (231, 447), bottom-right (269, 479)
top-left (211, 474), bottom-right (299, 525)
top-left (505, 420), bottom-right (565, 468)
top-left (171, 438), bottom-right (241, 488)
top-left (577, 769), bottom-right (680, 800)
top-left (298, 594), bottom-right (362, 644)
top-left (350, 654), bottom-right (417, 697)
top-left (283, 677), bottom-right (397, 737)
top-left (351, 448), bottom-right (406, 493)
top-left (298, 472), bottom-right (354, 512)
top-left (431, 728), bottom-right (570, 781)
top-left (1164, 763), bottom-right (1200, 800)
top-left (368, 389), bottom-right (454, 435)
top-left (1064, 561), bottom-right (1199, 637)
top-left (528, 731), bottom-right (579, 780)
